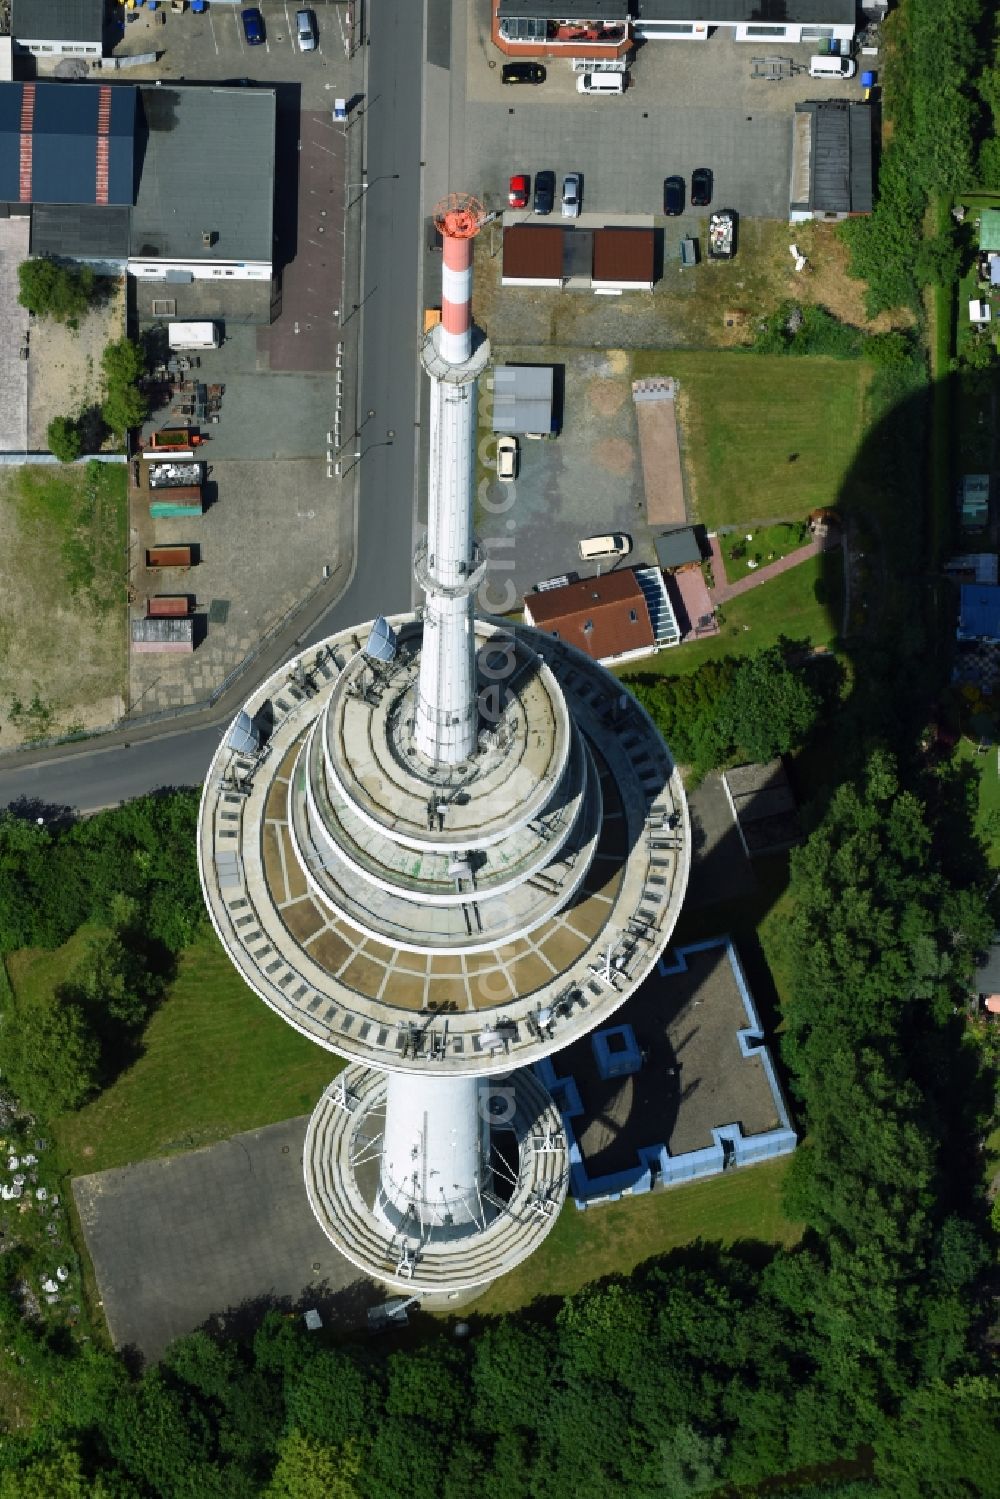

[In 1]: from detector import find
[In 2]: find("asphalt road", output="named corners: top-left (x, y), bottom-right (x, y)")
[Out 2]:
top-left (0, 1), bottom-right (425, 816)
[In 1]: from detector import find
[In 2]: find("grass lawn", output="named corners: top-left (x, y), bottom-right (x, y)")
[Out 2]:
top-left (619, 549), bottom-right (842, 681)
top-left (630, 351), bottom-right (871, 531)
top-left (954, 735), bottom-right (1000, 866)
top-left (716, 519), bottom-right (812, 583)
top-left (0, 462), bottom-right (126, 743)
top-left (49, 927), bottom-right (341, 1176)
top-left (467, 1157), bottom-right (801, 1317)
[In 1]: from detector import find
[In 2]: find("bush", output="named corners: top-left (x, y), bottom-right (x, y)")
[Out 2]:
top-left (46, 415), bottom-right (82, 464)
top-left (17, 259), bottom-right (97, 323)
top-left (100, 338), bottom-right (149, 440)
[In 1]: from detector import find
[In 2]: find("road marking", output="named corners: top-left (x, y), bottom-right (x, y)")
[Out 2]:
top-left (207, 7), bottom-right (220, 54)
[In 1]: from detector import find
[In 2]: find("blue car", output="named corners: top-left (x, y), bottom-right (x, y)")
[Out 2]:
top-left (242, 7), bottom-right (265, 44)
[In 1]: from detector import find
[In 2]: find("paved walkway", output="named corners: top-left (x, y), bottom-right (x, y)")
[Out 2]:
top-left (0, 219), bottom-right (30, 454)
top-left (708, 531), bottom-right (832, 605)
top-left (633, 378), bottom-right (687, 527)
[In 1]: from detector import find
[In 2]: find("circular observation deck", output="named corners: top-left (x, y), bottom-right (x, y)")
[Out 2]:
top-left (198, 614), bottom-right (690, 1077)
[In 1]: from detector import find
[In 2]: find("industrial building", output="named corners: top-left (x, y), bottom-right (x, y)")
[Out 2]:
top-left (789, 100), bottom-right (875, 223)
top-left (11, 0), bottom-right (105, 60)
top-left (0, 79), bottom-right (277, 324)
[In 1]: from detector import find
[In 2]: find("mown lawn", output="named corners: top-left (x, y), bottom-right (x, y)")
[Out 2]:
top-left (954, 735), bottom-right (1000, 867)
top-left (630, 351), bottom-right (871, 530)
top-left (468, 1157), bottom-right (801, 1317)
top-left (618, 549), bottom-right (842, 681)
top-left (48, 927), bottom-right (341, 1176)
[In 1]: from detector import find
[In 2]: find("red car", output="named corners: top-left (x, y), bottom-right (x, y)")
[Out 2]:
top-left (508, 173), bottom-right (530, 209)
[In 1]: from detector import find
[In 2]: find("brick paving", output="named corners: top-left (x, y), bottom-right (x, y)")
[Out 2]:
top-left (633, 378), bottom-right (687, 528)
top-left (0, 218), bottom-right (30, 453)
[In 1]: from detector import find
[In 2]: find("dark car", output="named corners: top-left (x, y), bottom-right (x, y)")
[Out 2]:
top-left (533, 170), bottom-right (556, 216)
top-left (241, 6), bottom-right (265, 44)
top-left (691, 167), bottom-right (713, 207)
top-left (502, 61), bottom-right (546, 85)
top-left (663, 175), bottom-right (685, 216)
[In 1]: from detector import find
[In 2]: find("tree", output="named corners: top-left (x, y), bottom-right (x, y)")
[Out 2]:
top-left (47, 415), bottom-right (82, 463)
top-left (100, 339), bottom-right (148, 439)
top-left (17, 259), bottom-right (96, 322)
top-left (874, 1377), bottom-right (1000, 1498)
top-left (720, 645), bottom-right (822, 762)
top-left (1, 986), bottom-right (100, 1115)
top-left (264, 1431), bottom-right (362, 1499)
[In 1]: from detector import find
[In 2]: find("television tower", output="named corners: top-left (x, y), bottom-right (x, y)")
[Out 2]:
top-left (198, 196), bottom-right (689, 1295)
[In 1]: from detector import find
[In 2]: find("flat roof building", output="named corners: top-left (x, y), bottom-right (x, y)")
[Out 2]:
top-left (790, 100), bottom-right (874, 222)
top-left (12, 0), bottom-right (104, 59)
top-left (0, 81), bottom-right (135, 207)
top-left (491, 364), bottom-right (555, 435)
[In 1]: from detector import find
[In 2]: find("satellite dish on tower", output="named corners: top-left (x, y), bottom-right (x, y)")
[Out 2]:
top-left (227, 710), bottom-right (262, 756)
top-left (365, 616), bottom-right (398, 664)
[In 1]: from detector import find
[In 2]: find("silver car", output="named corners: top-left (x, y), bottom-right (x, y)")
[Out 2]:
top-left (295, 9), bottom-right (317, 51)
top-left (561, 173), bottom-right (581, 219)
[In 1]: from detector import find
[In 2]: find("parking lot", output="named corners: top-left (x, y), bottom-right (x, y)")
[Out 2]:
top-left (457, 3), bottom-right (863, 222)
top-left (477, 344), bottom-right (651, 604)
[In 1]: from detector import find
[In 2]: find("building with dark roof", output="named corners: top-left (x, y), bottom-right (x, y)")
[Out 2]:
top-left (12, 0), bottom-right (104, 59)
top-left (494, 0), bottom-right (856, 55)
top-left (524, 570), bottom-right (657, 664)
top-left (502, 223), bottom-right (656, 292)
top-left (592, 227), bottom-right (654, 291)
top-left (654, 525), bottom-right (704, 571)
top-left (790, 100), bottom-right (874, 222)
top-left (0, 81), bottom-right (135, 207)
top-left (957, 584), bottom-right (1000, 644)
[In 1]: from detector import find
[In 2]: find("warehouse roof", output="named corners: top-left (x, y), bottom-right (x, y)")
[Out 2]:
top-left (525, 571), bottom-right (654, 663)
top-left (12, 0), bottom-right (103, 44)
top-left (0, 81), bottom-right (135, 206)
top-left (131, 86), bottom-right (275, 264)
top-left (792, 100), bottom-right (873, 216)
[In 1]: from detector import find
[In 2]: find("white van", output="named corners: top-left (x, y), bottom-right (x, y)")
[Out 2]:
top-left (576, 72), bottom-right (625, 96)
top-left (808, 54), bottom-right (857, 80)
top-left (579, 533), bottom-right (631, 561)
top-left (167, 322), bottom-right (220, 351)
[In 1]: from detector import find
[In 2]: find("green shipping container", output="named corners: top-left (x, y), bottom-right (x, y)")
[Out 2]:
top-left (149, 501), bottom-right (203, 519)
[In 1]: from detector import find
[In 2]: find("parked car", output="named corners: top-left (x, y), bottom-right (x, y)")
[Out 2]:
top-left (496, 436), bottom-right (518, 482)
top-left (508, 173), bottom-right (530, 209)
top-left (295, 9), bottom-right (316, 51)
top-left (576, 71), bottom-right (625, 95)
top-left (533, 170), bottom-right (556, 216)
top-left (690, 167), bottom-right (713, 207)
top-left (561, 173), bottom-right (581, 219)
top-left (663, 175), bottom-right (684, 216)
top-left (241, 7), bottom-right (265, 44)
top-left (502, 62), bottom-right (546, 85)
top-left (579, 533), bottom-right (632, 561)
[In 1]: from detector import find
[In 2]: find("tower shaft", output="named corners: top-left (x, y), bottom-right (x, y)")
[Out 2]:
top-left (414, 216), bottom-right (485, 766)
top-left (379, 1073), bottom-right (487, 1231)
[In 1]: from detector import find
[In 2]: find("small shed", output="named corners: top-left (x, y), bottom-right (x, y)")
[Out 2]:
top-left (960, 474), bottom-right (990, 530)
top-left (654, 526), bottom-right (703, 572)
top-left (491, 365), bottom-right (554, 436)
top-left (957, 584), bottom-right (1000, 643)
top-left (591, 228), bottom-right (655, 292)
top-left (501, 225), bottom-right (564, 288)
